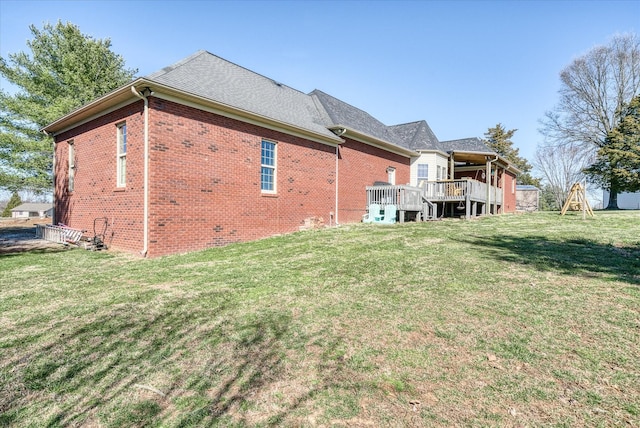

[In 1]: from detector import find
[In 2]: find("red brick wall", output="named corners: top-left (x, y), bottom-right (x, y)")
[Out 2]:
top-left (337, 138), bottom-right (411, 223)
top-left (54, 101), bottom-right (146, 253)
top-left (145, 98), bottom-right (336, 256)
top-left (54, 98), bottom-right (414, 257)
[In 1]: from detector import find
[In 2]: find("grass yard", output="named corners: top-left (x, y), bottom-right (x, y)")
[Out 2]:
top-left (1, 211), bottom-right (639, 427)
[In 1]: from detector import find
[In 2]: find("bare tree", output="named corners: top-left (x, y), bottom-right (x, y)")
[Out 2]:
top-left (533, 142), bottom-right (592, 210)
top-left (540, 33), bottom-right (640, 208)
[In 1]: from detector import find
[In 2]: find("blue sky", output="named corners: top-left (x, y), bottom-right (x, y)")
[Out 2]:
top-left (1, 0), bottom-right (639, 165)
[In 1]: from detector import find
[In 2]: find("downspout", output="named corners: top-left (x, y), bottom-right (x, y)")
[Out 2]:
top-left (131, 86), bottom-right (151, 256)
top-left (43, 129), bottom-right (55, 224)
top-left (331, 127), bottom-right (346, 226)
top-left (335, 145), bottom-right (339, 226)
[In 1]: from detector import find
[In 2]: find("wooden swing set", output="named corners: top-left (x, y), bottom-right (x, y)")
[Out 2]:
top-left (560, 183), bottom-right (594, 217)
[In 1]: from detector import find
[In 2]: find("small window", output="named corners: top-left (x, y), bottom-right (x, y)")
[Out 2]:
top-left (117, 123), bottom-right (127, 187)
top-left (387, 167), bottom-right (396, 185)
top-left (261, 140), bottom-right (276, 192)
top-left (436, 165), bottom-right (442, 180)
top-left (68, 141), bottom-right (75, 192)
top-left (417, 164), bottom-right (429, 181)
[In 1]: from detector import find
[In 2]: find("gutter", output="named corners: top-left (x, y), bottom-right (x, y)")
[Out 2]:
top-left (131, 86), bottom-right (152, 257)
top-left (329, 126), bottom-right (419, 158)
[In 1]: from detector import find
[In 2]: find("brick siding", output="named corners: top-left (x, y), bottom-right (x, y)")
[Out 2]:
top-left (54, 101), bottom-right (145, 253)
top-left (145, 98), bottom-right (336, 256)
top-left (54, 98), bottom-right (413, 257)
top-left (337, 138), bottom-right (411, 223)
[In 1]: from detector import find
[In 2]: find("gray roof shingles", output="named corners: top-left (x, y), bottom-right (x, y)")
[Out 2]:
top-left (145, 51), bottom-right (339, 140)
top-left (309, 90), bottom-right (404, 145)
top-left (438, 137), bottom-right (493, 153)
top-left (389, 121), bottom-right (440, 151)
top-left (11, 203), bottom-right (53, 212)
top-left (144, 51), bottom-right (497, 158)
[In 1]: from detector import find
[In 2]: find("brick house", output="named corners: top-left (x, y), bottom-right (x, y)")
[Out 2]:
top-left (44, 51), bottom-right (517, 257)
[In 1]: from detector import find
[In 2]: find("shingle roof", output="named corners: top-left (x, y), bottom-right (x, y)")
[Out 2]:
top-left (438, 137), bottom-right (492, 153)
top-left (46, 49), bottom-right (500, 161)
top-left (145, 51), bottom-right (339, 141)
top-left (309, 89), bottom-right (406, 146)
top-left (389, 121), bottom-right (440, 151)
top-left (11, 203), bottom-right (53, 212)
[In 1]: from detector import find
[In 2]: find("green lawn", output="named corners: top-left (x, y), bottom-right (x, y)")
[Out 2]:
top-left (1, 211), bottom-right (639, 427)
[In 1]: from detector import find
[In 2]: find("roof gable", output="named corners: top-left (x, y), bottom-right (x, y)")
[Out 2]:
top-left (389, 120), bottom-right (440, 151)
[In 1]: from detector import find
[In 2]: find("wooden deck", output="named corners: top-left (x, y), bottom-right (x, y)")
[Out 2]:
top-left (365, 179), bottom-right (504, 221)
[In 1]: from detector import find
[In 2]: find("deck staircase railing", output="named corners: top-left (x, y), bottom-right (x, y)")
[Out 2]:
top-left (366, 185), bottom-right (424, 211)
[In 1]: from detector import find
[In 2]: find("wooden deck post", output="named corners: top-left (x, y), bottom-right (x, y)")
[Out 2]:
top-left (465, 182), bottom-right (471, 219)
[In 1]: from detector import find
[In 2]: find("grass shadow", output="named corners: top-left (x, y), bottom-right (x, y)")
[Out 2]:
top-left (1, 296), bottom-right (281, 425)
top-left (0, 292), bottom-right (351, 426)
top-left (456, 234), bottom-right (640, 285)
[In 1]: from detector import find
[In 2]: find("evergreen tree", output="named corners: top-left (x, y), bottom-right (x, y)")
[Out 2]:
top-left (538, 184), bottom-right (561, 211)
top-left (0, 21), bottom-right (137, 194)
top-left (2, 191), bottom-right (22, 217)
top-left (483, 123), bottom-right (539, 186)
top-left (584, 95), bottom-right (640, 207)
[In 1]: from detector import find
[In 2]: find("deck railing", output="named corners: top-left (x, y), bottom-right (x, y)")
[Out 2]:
top-left (418, 179), bottom-right (503, 204)
top-left (365, 185), bottom-right (424, 211)
top-left (365, 179), bottom-right (504, 221)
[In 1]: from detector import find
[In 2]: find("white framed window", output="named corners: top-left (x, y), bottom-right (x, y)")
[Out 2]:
top-left (261, 139), bottom-right (276, 192)
top-left (387, 166), bottom-right (396, 185)
top-left (117, 122), bottom-right (127, 187)
top-left (417, 164), bottom-right (429, 181)
top-left (68, 140), bottom-right (75, 192)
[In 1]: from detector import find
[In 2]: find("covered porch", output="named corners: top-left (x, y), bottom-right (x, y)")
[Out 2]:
top-left (418, 178), bottom-right (503, 218)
